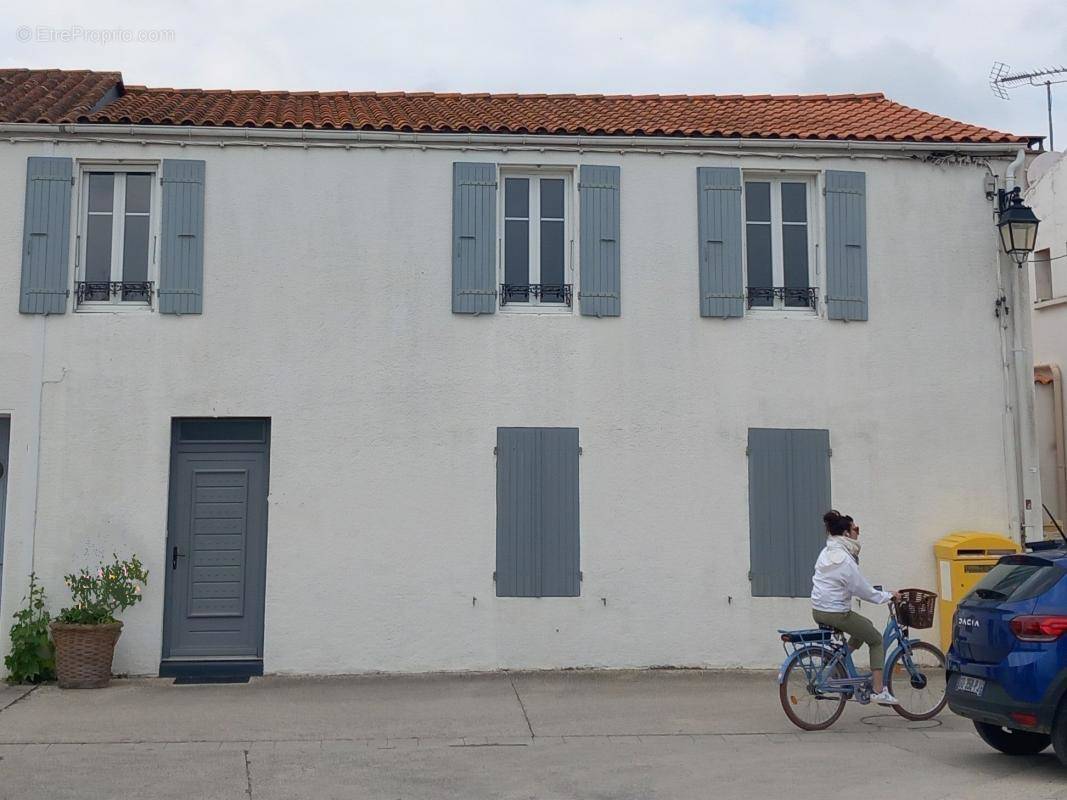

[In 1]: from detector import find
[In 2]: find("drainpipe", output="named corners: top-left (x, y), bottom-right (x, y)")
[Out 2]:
top-left (1004, 148), bottom-right (1043, 542)
top-left (1037, 364), bottom-right (1067, 526)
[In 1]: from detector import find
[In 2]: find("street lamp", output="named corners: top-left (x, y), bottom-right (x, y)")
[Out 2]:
top-left (997, 187), bottom-right (1040, 266)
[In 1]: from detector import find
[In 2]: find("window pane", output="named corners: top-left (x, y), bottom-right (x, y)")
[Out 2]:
top-left (180, 419), bottom-right (267, 442)
top-left (85, 214), bottom-right (113, 283)
top-left (540, 219), bottom-right (565, 295)
top-left (122, 214), bottom-right (150, 283)
top-left (746, 224), bottom-right (773, 306)
top-left (88, 173), bottom-right (114, 213)
top-left (540, 178), bottom-right (564, 219)
top-left (504, 218), bottom-right (530, 290)
top-left (745, 182), bottom-right (770, 222)
top-left (781, 183), bottom-right (807, 223)
top-left (125, 173), bottom-right (152, 214)
top-left (783, 225), bottom-right (810, 306)
top-left (504, 178), bottom-right (529, 218)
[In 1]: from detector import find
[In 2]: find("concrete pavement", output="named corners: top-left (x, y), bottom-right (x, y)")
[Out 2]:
top-left (0, 670), bottom-right (1064, 799)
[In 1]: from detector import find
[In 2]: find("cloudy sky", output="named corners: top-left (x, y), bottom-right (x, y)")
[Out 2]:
top-left (6, 0), bottom-right (1067, 147)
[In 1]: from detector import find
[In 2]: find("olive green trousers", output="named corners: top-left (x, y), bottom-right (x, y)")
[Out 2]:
top-left (812, 609), bottom-right (884, 669)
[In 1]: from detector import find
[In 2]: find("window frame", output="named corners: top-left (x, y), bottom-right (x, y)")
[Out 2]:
top-left (74, 162), bottom-right (161, 313)
top-left (1034, 247), bottom-right (1054, 303)
top-left (497, 167), bottom-right (576, 314)
top-left (740, 172), bottom-right (820, 317)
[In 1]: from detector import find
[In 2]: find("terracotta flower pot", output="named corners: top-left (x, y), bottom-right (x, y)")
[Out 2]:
top-left (50, 621), bottom-right (123, 689)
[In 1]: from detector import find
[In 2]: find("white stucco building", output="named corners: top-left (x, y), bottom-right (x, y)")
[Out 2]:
top-left (1026, 151), bottom-right (1067, 533)
top-left (0, 69), bottom-right (1045, 677)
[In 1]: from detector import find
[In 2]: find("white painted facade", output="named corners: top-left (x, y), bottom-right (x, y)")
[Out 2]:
top-left (0, 127), bottom-right (1031, 674)
top-left (1026, 151), bottom-right (1067, 528)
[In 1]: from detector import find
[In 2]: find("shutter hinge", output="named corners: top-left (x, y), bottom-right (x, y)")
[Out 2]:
top-left (579, 571), bottom-right (584, 581)
top-left (745, 446), bottom-right (751, 456)
top-left (578, 446), bottom-right (583, 456)
top-left (748, 571), bottom-right (753, 581)
top-left (70, 176), bottom-right (75, 186)
top-left (493, 446), bottom-right (498, 455)
top-left (493, 571), bottom-right (497, 582)
top-left (828, 448), bottom-right (833, 457)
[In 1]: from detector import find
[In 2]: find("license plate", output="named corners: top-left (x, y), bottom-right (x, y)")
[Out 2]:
top-left (956, 676), bottom-right (985, 696)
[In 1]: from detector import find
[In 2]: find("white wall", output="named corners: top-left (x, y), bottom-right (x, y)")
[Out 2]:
top-left (0, 134), bottom-right (1014, 674)
top-left (1027, 154), bottom-right (1067, 525)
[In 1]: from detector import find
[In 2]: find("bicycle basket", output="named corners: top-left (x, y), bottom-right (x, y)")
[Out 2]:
top-left (895, 588), bottom-right (937, 629)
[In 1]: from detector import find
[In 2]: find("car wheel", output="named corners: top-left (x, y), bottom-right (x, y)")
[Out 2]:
top-left (974, 721), bottom-right (1050, 756)
top-left (1052, 700), bottom-right (1067, 766)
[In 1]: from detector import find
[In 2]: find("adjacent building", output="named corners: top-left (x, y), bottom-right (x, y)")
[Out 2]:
top-left (1026, 150), bottom-right (1067, 533)
top-left (0, 68), bottom-right (1042, 676)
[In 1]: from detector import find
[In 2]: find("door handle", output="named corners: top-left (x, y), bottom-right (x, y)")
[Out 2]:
top-left (172, 546), bottom-right (186, 570)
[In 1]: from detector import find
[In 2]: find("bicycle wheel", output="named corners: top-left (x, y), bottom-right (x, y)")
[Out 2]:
top-left (886, 640), bottom-right (947, 720)
top-left (779, 646), bottom-right (847, 731)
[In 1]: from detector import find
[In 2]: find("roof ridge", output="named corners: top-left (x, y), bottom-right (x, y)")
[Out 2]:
top-left (123, 85), bottom-right (888, 102)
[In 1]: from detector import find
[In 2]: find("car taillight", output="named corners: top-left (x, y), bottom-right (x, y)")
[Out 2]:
top-left (1010, 615), bottom-right (1067, 642)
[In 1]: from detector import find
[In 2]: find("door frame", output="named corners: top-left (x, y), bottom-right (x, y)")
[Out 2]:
top-left (0, 417), bottom-right (9, 601)
top-left (160, 417), bottom-right (271, 678)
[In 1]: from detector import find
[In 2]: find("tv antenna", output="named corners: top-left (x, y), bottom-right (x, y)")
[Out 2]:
top-left (990, 62), bottom-right (1067, 150)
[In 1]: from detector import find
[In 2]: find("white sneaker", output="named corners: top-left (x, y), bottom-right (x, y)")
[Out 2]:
top-left (870, 689), bottom-right (898, 706)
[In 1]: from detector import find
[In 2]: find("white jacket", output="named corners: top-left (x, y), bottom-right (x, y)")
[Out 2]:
top-left (810, 537), bottom-right (892, 612)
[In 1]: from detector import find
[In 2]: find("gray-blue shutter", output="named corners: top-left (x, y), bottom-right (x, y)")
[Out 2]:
top-left (538, 427), bottom-right (580, 597)
top-left (159, 159), bottom-right (205, 314)
top-left (748, 428), bottom-right (831, 597)
top-left (19, 157), bottom-right (73, 314)
top-left (579, 165), bottom-right (621, 317)
top-left (787, 429), bottom-right (832, 597)
top-left (825, 170), bottom-right (868, 321)
top-left (697, 167), bottom-right (744, 318)
top-left (748, 429), bottom-right (793, 597)
top-left (496, 427), bottom-right (580, 598)
top-left (497, 428), bottom-right (540, 597)
top-left (452, 162), bottom-right (497, 314)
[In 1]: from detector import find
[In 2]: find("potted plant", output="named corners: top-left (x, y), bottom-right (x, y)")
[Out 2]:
top-left (51, 554), bottom-right (148, 689)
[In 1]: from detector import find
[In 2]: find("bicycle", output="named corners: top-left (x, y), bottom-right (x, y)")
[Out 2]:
top-left (776, 588), bottom-right (947, 730)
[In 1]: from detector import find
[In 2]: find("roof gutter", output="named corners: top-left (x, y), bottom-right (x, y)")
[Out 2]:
top-left (0, 122), bottom-right (1034, 158)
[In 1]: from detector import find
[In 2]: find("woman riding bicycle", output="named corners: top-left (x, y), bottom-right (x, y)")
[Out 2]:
top-left (811, 510), bottom-right (901, 705)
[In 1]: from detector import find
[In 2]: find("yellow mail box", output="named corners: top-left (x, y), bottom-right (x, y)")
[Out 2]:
top-left (933, 531), bottom-right (1021, 652)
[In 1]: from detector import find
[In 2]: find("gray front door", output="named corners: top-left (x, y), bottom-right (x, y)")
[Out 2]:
top-left (0, 418), bottom-right (9, 598)
top-left (162, 419), bottom-right (270, 663)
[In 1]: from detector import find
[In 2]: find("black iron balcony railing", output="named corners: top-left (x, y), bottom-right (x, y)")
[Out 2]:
top-left (75, 281), bottom-right (154, 308)
top-left (500, 283), bottom-right (573, 307)
top-left (746, 286), bottom-right (818, 310)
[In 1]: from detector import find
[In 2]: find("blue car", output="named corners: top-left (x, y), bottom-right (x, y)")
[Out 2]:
top-left (947, 545), bottom-right (1067, 764)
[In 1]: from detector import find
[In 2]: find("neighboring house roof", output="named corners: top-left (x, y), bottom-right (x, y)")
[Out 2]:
top-left (0, 67), bottom-right (1037, 145)
top-left (0, 68), bottom-right (123, 123)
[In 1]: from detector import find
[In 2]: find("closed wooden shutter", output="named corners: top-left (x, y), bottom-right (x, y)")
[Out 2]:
top-left (496, 427), bottom-right (580, 597)
top-left (748, 428), bottom-right (831, 597)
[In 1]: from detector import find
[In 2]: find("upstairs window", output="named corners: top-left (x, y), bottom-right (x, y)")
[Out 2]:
top-left (1035, 248), bottom-right (1053, 302)
top-left (77, 167), bottom-right (156, 309)
top-left (744, 177), bottom-right (817, 312)
top-left (501, 172), bottom-right (572, 309)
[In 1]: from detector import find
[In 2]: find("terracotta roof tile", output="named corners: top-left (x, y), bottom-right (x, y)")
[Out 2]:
top-left (0, 68), bottom-right (122, 123)
top-left (0, 68), bottom-right (1034, 144)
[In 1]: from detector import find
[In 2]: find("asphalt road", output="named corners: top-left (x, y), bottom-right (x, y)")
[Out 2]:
top-left (1, 670), bottom-right (1064, 799)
